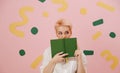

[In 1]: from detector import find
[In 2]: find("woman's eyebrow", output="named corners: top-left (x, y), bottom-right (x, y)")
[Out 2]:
top-left (65, 30), bottom-right (69, 32)
top-left (58, 31), bottom-right (62, 32)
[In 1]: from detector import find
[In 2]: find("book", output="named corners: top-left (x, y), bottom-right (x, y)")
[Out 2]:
top-left (50, 38), bottom-right (77, 58)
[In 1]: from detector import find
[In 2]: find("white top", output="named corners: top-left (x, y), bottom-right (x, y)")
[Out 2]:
top-left (40, 47), bottom-right (87, 73)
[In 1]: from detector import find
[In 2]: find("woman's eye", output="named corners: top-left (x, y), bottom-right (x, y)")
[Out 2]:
top-left (65, 31), bottom-right (69, 34)
top-left (58, 32), bottom-right (62, 35)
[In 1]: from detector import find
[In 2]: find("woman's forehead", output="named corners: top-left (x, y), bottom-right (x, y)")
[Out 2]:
top-left (56, 26), bottom-right (70, 30)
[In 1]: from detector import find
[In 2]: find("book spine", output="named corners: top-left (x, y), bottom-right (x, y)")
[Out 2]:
top-left (64, 39), bottom-right (66, 54)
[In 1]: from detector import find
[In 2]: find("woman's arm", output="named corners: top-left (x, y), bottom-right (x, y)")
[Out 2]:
top-left (75, 50), bottom-right (86, 73)
top-left (43, 52), bottom-right (68, 73)
top-left (76, 56), bottom-right (86, 73)
top-left (43, 60), bottom-right (56, 73)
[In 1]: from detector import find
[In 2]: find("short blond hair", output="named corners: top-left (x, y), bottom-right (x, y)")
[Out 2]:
top-left (55, 19), bottom-right (72, 30)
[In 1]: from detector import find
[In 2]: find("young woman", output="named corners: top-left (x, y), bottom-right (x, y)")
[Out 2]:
top-left (40, 19), bottom-right (87, 73)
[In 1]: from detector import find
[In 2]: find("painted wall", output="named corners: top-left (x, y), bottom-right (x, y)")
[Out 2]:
top-left (0, 0), bottom-right (120, 73)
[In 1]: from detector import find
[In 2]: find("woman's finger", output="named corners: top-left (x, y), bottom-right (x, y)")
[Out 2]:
top-left (61, 53), bottom-right (68, 57)
top-left (57, 52), bottom-right (64, 55)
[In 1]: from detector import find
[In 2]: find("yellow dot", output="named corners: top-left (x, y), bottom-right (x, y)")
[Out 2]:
top-left (80, 8), bottom-right (87, 15)
top-left (42, 11), bottom-right (49, 17)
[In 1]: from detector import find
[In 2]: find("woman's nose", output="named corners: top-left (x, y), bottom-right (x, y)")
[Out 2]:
top-left (62, 34), bottom-right (67, 38)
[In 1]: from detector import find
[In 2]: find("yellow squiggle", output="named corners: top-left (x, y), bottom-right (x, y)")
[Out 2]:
top-left (101, 50), bottom-right (119, 70)
top-left (51, 0), bottom-right (68, 12)
top-left (31, 55), bottom-right (43, 69)
top-left (9, 6), bottom-right (34, 37)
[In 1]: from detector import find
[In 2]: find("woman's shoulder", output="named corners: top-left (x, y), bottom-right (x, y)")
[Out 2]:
top-left (43, 47), bottom-right (51, 56)
top-left (44, 47), bottom-right (51, 52)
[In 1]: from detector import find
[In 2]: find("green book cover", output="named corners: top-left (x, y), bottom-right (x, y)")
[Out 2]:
top-left (50, 38), bottom-right (77, 58)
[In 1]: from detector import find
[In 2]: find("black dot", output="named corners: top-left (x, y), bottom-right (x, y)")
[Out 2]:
top-left (31, 27), bottom-right (38, 35)
top-left (19, 49), bottom-right (25, 56)
top-left (39, 0), bottom-right (46, 3)
top-left (109, 32), bottom-right (116, 38)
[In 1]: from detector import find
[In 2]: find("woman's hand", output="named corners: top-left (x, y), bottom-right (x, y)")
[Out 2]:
top-left (74, 49), bottom-right (82, 60)
top-left (51, 52), bottom-right (68, 63)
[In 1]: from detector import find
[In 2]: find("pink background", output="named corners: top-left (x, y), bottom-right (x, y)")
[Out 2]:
top-left (0, 0), bottom-right (120, 73)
